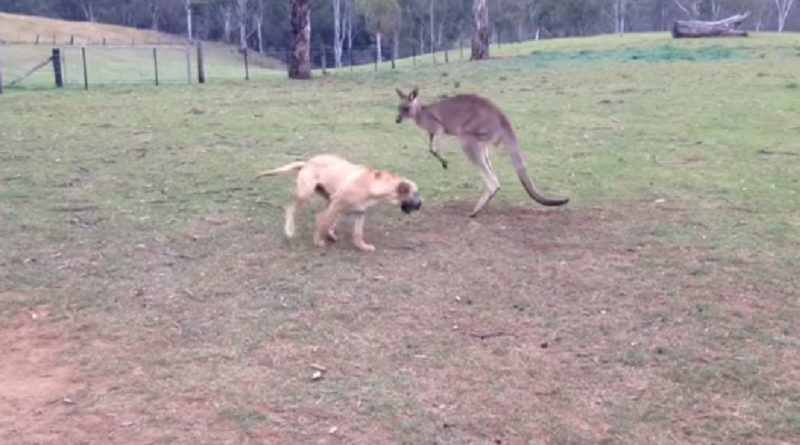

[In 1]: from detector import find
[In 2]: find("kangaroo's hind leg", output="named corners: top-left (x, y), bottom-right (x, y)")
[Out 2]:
top-left (461, 138), bottom-right (500, 217)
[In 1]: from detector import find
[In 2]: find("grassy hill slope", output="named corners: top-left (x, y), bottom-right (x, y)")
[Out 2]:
top-left (0, 12), bottom-right (285, 89)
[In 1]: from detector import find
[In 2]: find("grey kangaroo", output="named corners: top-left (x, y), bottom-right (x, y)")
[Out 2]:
top-left (395, 87), bottom-right (569, 217)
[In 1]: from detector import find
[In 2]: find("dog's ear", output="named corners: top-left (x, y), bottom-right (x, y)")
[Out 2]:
top-left (395, 88), bottom-right (406, 99)
top-left (397, 181), bottom-right (411, 196)
top-left (410, 87), bottom-right (419, 100)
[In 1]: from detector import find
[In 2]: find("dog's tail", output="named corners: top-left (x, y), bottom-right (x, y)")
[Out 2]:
top-left (255, 161), bottom-right (306, 179)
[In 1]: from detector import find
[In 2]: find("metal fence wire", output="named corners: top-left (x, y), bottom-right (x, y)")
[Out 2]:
top-left (1, 37), bottom-right (518, 91)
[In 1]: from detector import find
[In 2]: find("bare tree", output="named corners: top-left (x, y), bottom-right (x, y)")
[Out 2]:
top-left (219, 1), bottom-right (234, 43)
top-left (345, 0), bottom-right (353, 53)
top-left (150, 0), bottom-right (160, 31)
top-left (236, 0), bottom-right (248, 49)
top-left (80, 0), bottom-right (96, 22)
top-left (471, 0), bottom-right (489, 60)
top-left (253, 0), bottom-right (265, 53)
top-left (430, 0), bottom-right (435, 53)
top-left (613, 0), bottom-right (626, 34)
top-left (185, 0), bottom-right (193, 40)
top-left (359, 0), bottom-right (401, 62)
top-left (289, 0), bottom-right (312, 79)
top-left (121, 0), bottom-right (136, 26)
top-left (774, 0), bottom-right (796, 31)
top-left (333, 0), bottom-right (347, 67)
top-left (672, 0), bottom-right (695, 18)
top-left (755, 0), bottom-right (770, 30)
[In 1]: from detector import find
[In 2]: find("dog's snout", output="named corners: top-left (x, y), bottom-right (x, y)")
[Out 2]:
top-left (400, 196), bottom-right (422, 214)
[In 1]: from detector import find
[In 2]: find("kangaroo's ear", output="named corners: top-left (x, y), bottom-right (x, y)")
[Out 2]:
top-left (397, 181), bottom-right (411, 196)
top-left (410, 87), bottom-right (419, 100)
top-left (395, 88), bottom-right (406, 99)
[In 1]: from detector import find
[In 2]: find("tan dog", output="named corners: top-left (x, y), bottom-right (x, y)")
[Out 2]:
top-left (256, 154), bottom-right (423, 251)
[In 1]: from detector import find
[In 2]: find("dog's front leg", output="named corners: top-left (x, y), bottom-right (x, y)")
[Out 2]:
top-left (350, 211), bottom-right (374, 252)
top-left (314, 201), bottom-right (344, 247)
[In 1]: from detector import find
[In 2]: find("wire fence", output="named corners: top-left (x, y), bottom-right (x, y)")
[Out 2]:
top-left (0, 36), bottom-right (525, 92)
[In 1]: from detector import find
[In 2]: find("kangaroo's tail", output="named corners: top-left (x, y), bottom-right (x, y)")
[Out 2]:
top-left (255, 161), bottom-right (306, 179)
top-left (503, 133), bottom-right (569, 207)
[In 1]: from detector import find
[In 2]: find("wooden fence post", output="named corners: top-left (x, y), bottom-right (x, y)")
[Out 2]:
top-left (185, 46), bottom-right (192, 84)
top-left (349, 47), bottom-right (354, 72)
top-left (153, 47), bottom-right (159, 86)
top-left (244, 47), bottom-right (250, 80)
top-left (0, 44), bottom-right (4, 94)
top-left (374, 44), bottom-right (378, 71)
top-left (412, 45), bottom-right (416, 67)
top-left (444, 46), bottom-right (449, 63)
top-left (62, 50), bottom-right (67, 84)
top-left (320, 43), bottom-right (326, 75)
top-left (70, 35), bottom-right (74, 45)
top-left (196, 41), bottom-right (205, 84)
top-left (35, 34), bottom-right (40, 44)
top-left (52, 48), bottom-right (63, 88)
top-left (81, 47), bottom-right (88, 90)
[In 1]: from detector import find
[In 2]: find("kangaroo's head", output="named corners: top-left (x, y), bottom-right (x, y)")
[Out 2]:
top-left (395, 87), bottom-right (420, 124)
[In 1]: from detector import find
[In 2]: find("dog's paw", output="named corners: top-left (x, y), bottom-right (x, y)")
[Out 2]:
top-left (441, 160), bottom-right (448, 169)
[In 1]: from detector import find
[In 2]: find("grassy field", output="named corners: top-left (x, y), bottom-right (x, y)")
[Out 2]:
top-left (1, 32), bottom-right (800, 444)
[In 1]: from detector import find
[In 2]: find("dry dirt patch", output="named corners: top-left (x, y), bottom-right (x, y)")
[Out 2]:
top-left (0, 304), bottom-right (85, 443)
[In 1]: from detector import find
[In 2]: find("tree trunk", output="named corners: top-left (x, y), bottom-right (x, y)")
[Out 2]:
top-left (333, 0), bottom-right (345, 67)
top-left (376, 32), bottom-right (382, 62)
top-left (471, 0), bottom-right (489, 60)
top-left (429, 0), bottom-right (435, 53)
top-left (81, 0), bottom-right (96, 22)
top-left (672, 12), bottom-right (750, 37)
top-left (185, 0), bottom-right (193, 41)
top-left (697, 0), bottom-right (713, 21)
top-left (345, 0), bottom-right (353, 52)
top-left (775, 0), bottom-right (796, 32)
top-left (393, 29), bottom-right (399, 61)
top-left (150, 0), bottom-right (159, 31)
top-left (289, 0), bottom-right (312, 79)
top-left (237, 0), bottom-right (247, 50)
top-left (256, 18), bottom-right (263, 52)
top-left (222, 7), bottom-right (233, 43)
top-left (253, 0), bottom-right (264, 53)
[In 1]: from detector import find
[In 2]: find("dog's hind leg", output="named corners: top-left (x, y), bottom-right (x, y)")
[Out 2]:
top-left (285, 170), bottom-right (315, 238)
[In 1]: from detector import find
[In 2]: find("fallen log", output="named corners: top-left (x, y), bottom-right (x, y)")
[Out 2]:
top-left (672, 12), bottom-right (750, 38)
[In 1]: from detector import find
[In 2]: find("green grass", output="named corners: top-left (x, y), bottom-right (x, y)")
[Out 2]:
top-left (1, 32), bottom-right (799, 444)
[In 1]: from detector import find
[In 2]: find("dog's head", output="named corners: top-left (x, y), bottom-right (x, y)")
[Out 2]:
top-left (396, 180), bottom-right (423, 214)
top-left (395, 87), bottom-right (420, 124)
